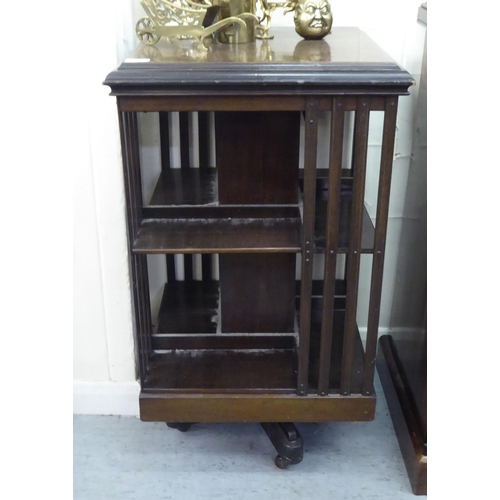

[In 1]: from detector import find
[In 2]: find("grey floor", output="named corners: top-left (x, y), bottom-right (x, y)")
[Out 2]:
top-left (74, 374), bottom-right (425, 500)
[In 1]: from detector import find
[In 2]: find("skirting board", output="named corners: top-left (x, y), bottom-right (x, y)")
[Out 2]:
top-left (73, 381), bottom-right (140, 416)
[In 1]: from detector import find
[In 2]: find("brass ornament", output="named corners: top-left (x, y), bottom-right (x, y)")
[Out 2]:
top-left (293, 0), bottom-right (332, 40)
top-left (134, 0), bottom-right (332, 46)
top-left (136, 0), bottom-right (258, 46)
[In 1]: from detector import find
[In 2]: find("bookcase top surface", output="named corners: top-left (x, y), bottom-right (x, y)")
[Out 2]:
top-left (104, 27), bottom-right (413, 94)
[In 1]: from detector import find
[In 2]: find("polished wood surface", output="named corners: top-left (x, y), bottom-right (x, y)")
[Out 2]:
top-left (377, 335), bottom-right (427, 495)
top-left (139, 392), bottom-right (376, 423)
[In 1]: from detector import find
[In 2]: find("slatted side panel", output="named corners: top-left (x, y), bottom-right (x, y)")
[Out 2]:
top-left (297, 98), bottom-right (319, 396)
top-left (340, 97), bottom-right (370, 395)
top-left (119, 111), bottom-right (152, 384)
top-left (317, 98), bottom-right (345, 395)
top-left (362, 97), bottom-right (399, 395)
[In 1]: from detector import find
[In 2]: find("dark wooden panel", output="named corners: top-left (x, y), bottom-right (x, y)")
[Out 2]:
top-left (149, 168), bottom-right (217, 206)
top-left (143, 205), bottom-right (299, 219)
top-left (319, 97), bottom-right (345, 395)
top-left (377, 335), bottom-right (427, 495)
top-left (145, 350), bottom-right (296, 391)
top-left (295, 280), bottom-right (347, 297)
top-left (133, 217), bottom-right (301, 254)
top-left (363, 96), bottom-right (399, 394)
top-left (139, 391), bottom-right (376, 422)
top-left (341, 97), bottom-right (370, 395)
top-left (297, 98), bottom-right (319, 395)
top-left (152, 334), bottom-right (296, 350)
top-left (118, 95), bottom-right (308, 112)
top-left (216, 111), bottom-right (300, 204)
top-left (219, 253), bottom-right (296, 333)
top-left (156, 281), bottom-right (219, 334)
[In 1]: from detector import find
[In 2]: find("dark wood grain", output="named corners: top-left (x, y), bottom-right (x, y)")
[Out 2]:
top-left (341, 97), bottom-right (370, 395)
top-left (139, 392), bottom-right (376, 422)
top-left (377, 335), bottom-right (427, 495)
top-left (219, 254), bottom-right (296, 333)
top-left (215, 111), bottom-right (300, 204)
top-left (152, 334), bottom-right (296, 351)
top-left (297, 98), bottom-right (318, 396)
top-left (133, 217), bottom-right (302, 254)
top-left (363, 96), bottom-right (398, 394)
top-left (156, 281), bottom-right (219, 334)
top-left (318, 97), bottom-right (345, 395)
top-left (149, 169), bottom-right (217, 206)
top-left (145, 349), bottom-right (297, 392)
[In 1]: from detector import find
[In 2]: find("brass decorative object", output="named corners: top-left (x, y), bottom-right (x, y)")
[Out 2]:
top-left (213, 0), bottom-right (257, 43)
top-left (136, 0), bottom-right (258, 46)
top-left (256, 1), bottom-right (295, 40)
top-left (292, 0), bottom-right (332, 40)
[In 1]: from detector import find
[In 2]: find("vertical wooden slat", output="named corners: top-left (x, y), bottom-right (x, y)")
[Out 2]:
top-left (297, 98), bottom-right (319, 396)
top-left (318, 98), bottom-right (345, 395)
top-left (198, 112), bottom-right (213, 281)
top-left (159, 112), bottom-right (171, 172)
top-left (179, 112), bottom-right (193, 281)
top-left (118, 110), bottom-right (147, 384)
top-left (341, 97), bottom-right (370, 395)
top-left (159, 112), bottom-right (176, 281)
top-left (362, 96), bottom-right (399, 394)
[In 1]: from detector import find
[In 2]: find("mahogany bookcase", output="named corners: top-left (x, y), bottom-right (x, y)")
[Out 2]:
top-left (104, 27), bottom-right (413, 466)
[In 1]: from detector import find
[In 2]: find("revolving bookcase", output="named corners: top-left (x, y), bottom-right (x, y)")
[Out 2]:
top-left (104, 27), bottom-right (413, 466)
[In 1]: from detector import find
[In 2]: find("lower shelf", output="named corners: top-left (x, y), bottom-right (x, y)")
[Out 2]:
top-left (146, 349), bottom-right (296, 393)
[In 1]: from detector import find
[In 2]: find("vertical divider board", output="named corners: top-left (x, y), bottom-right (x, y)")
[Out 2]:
top-left (362, 97), bottom-right (399, 395)
top-left (297, 98), bottom-right (319, 396)
top-left (216, 111), bottom-right (300, 335)
top-left (119, 111), bottom-right (151, 384)
top-left (341, 97), bottom-right (370, 395)
top-left (317, 97), bottom-right (345, 396)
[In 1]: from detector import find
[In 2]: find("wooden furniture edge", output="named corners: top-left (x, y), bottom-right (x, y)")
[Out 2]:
top-left (377, 335), bottom-right (427, 495)
top-left (139, 391), bottom-right (376, 422)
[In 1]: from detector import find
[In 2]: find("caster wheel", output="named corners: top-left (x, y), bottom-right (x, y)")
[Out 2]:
top-left (274, 455), bottom-right (291, 469)
top-left (166, 422), bottom-right (192, 432)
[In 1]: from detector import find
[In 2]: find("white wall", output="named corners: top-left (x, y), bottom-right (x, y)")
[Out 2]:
top-left (74, 0), bottom-right (426, 415)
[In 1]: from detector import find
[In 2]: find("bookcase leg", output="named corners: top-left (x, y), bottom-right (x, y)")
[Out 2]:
top-left (260, 422), bottom-right (303, 468)
top-left (166, 422), bottom-right (194, 432)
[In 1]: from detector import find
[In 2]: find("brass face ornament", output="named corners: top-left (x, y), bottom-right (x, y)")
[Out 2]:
top-left (294, 0), bottom-right (332, 40)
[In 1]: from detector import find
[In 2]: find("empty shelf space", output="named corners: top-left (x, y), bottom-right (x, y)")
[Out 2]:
top-left (133, 217), bottom-right (302, 254)
top-left (156, 281), bottom-right (219, 334)
top-left (145, 349), bottom-right (297, 393)
top-left (149, 168), bottom-right (217, 206)
top-left (314, 190), bottom-right (375, 253)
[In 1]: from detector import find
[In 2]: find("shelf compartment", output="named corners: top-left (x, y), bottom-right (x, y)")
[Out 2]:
top-left (157, 281), bottom-right (219, 334)
top-left (303, 301), bottom-right (365, 393)
top-left (152, 334), bottom-right (296, 351)
top-left (314, 189), bottom-right (375, 253)
top-left (132, 216), bottom-right (302, 254)
top-left (145, 349), bottom-right (297, 393)
top-left (149, 168), bottom-right (217, 206)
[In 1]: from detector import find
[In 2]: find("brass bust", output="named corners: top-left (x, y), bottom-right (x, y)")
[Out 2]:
top-left (293, 0), bottom-right (332, 40)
